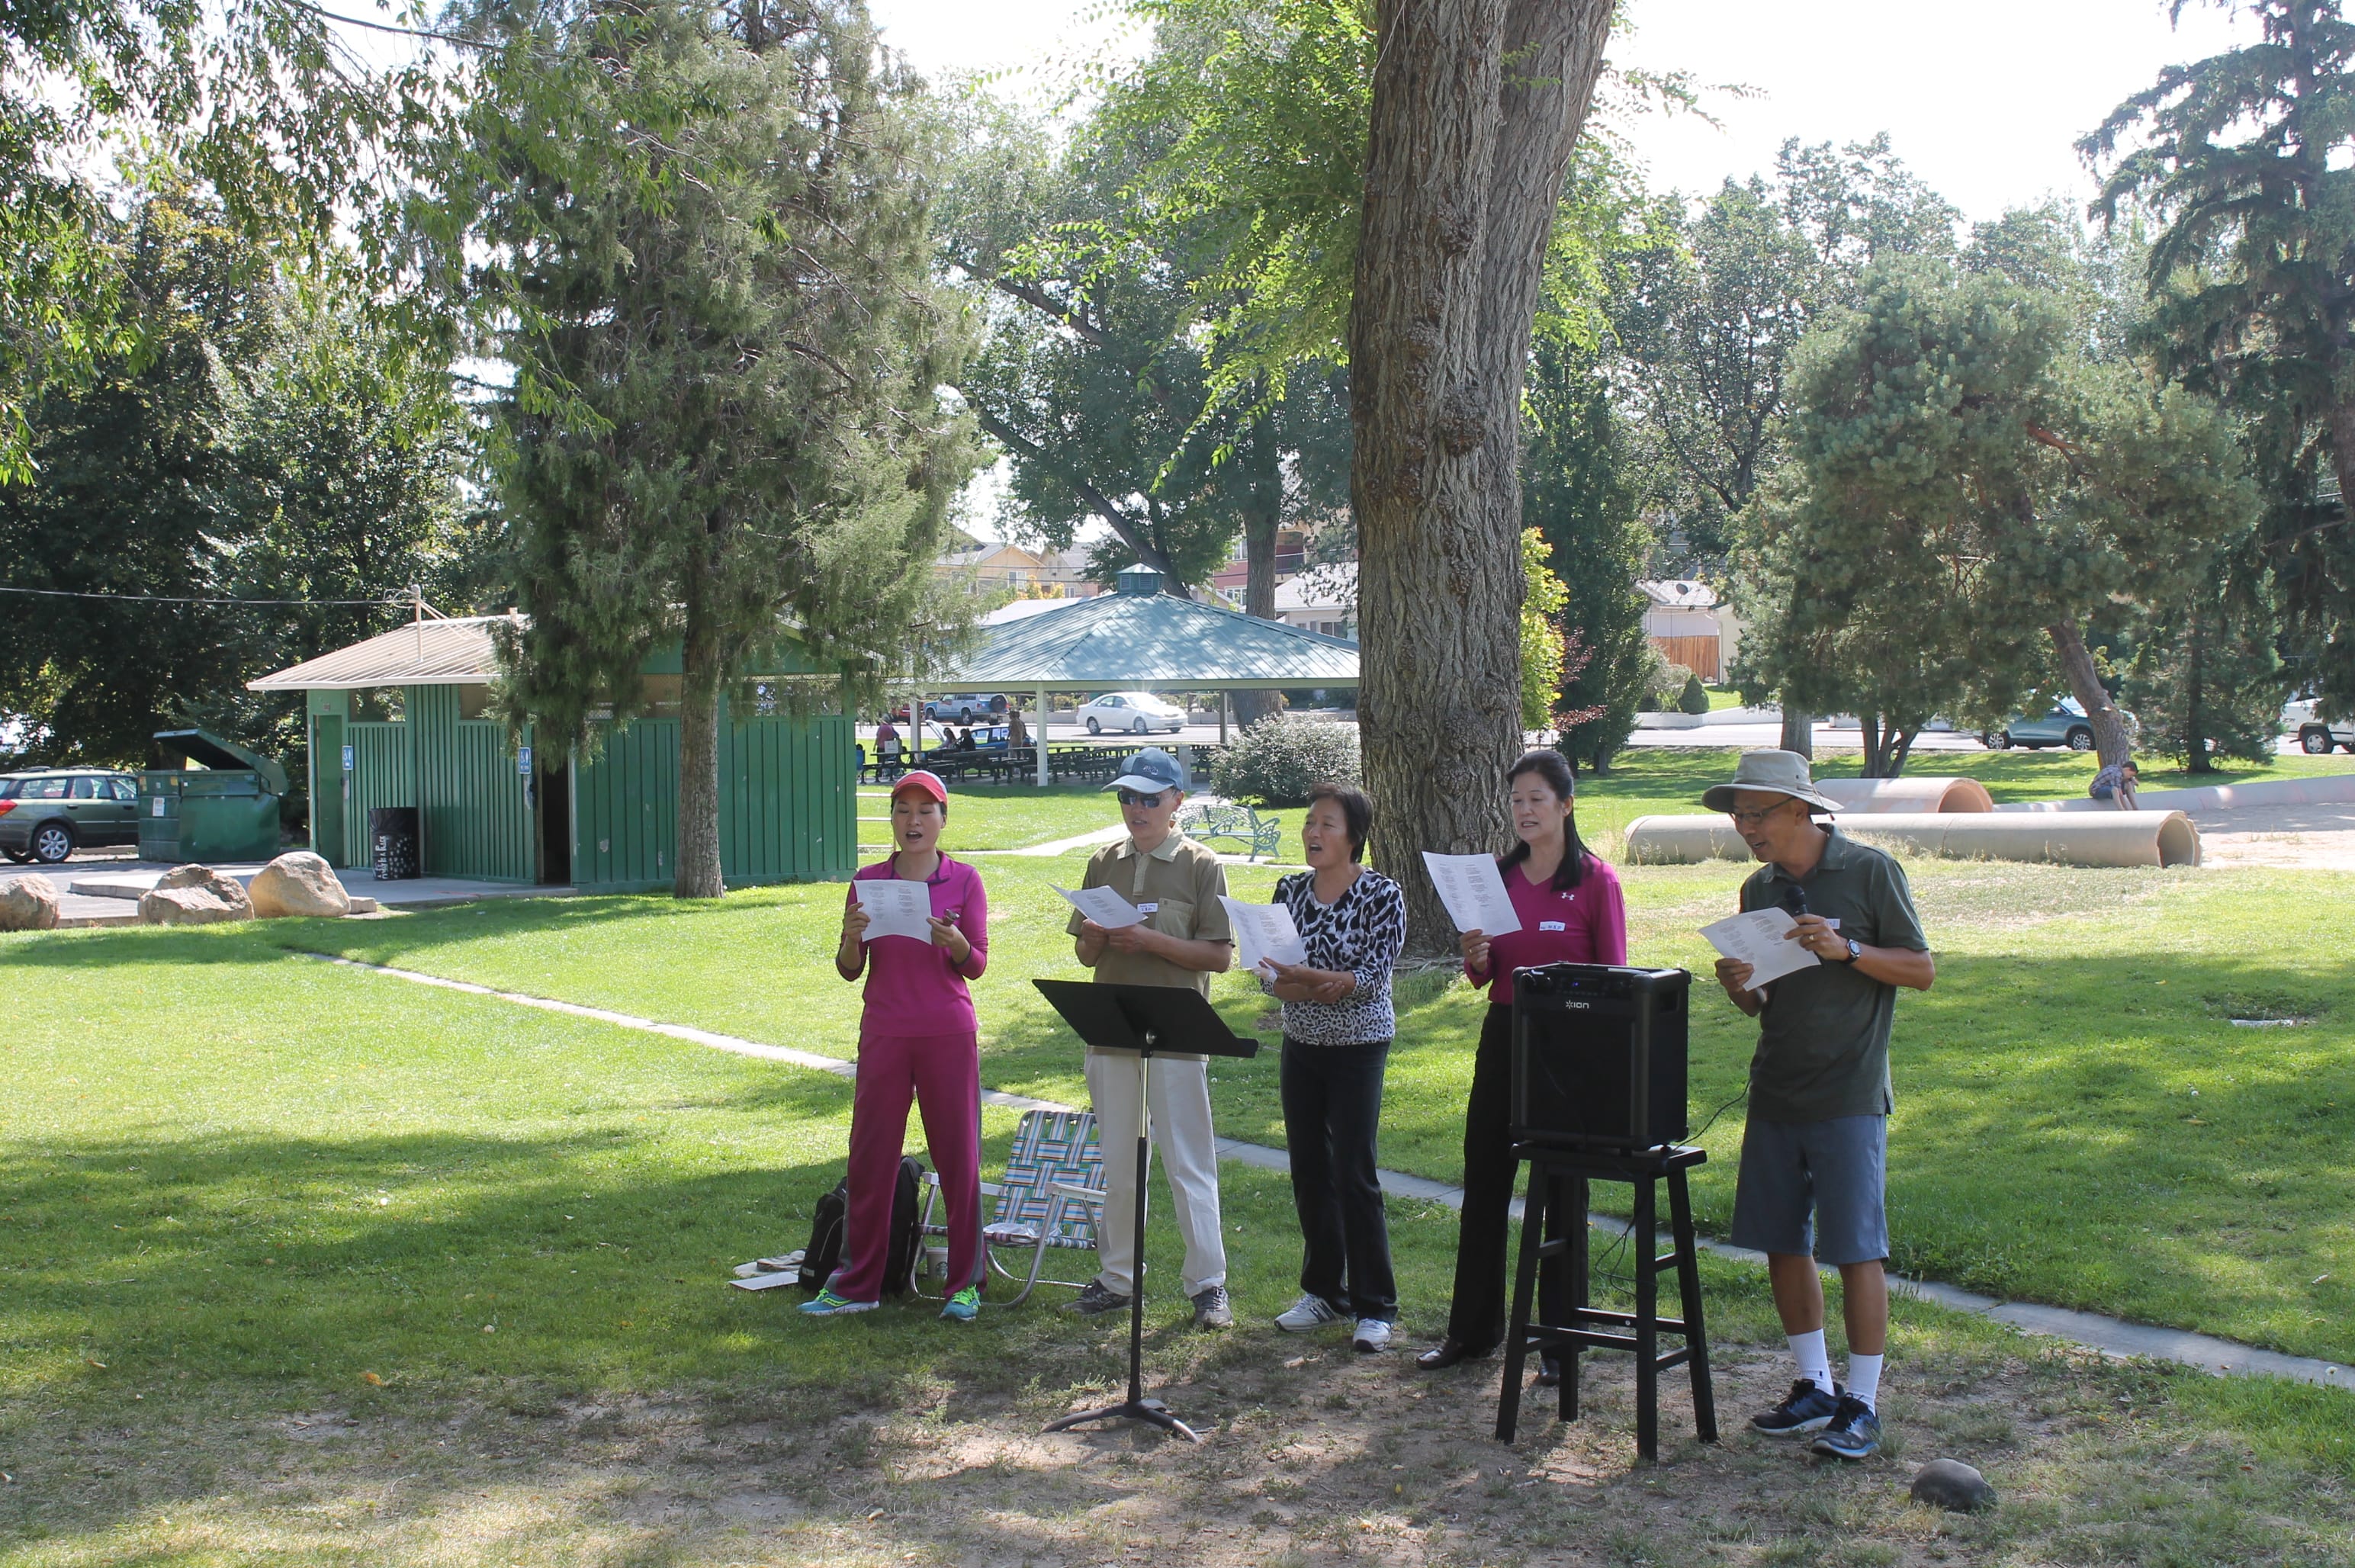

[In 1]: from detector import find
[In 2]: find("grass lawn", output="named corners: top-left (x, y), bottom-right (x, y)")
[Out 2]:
top-left (255, 838), bottom-right (2355, 1368)
top-left (5, 923), bottom-right (2353, 1565)
top-left (853, 783), bottom-right (1118, 853)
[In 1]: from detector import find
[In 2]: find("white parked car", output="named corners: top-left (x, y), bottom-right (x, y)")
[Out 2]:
top-left (1073, 692), bottom-right (1186, 736)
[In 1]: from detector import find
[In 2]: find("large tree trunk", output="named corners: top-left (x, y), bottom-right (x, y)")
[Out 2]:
top-left (1351, 0), bottom-right (1614, 954)
top-left (676, 609), bottom-right (726, 899)
top-left (2045, 617), bottom-right (2132, 768)
top-left (2183, 601), bottom-right (2214, 774)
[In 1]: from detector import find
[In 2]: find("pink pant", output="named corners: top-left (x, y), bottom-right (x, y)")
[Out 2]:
top-left (834, 1029), bottom-right (984, 1302)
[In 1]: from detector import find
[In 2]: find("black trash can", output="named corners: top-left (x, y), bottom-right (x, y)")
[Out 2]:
top-left (369, 806), bottom-right (421, 880)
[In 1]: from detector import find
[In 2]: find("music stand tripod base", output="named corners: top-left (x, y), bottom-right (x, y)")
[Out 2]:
top-left (1030, 979), bottom-right (1257, 1448)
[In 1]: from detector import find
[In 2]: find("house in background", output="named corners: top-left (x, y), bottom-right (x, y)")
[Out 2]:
top-left (1272, 562), bottom-right (1357, 641)
top-left (934, 541), bottom-right (1103, 598)
top-left (1638, 579), bottom-right (1741, 681)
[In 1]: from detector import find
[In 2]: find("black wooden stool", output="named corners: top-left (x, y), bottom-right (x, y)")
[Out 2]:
top-left (1496, 1141), bottom-right (1717, 1461)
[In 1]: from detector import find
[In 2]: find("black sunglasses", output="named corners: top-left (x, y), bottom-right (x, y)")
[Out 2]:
top-left (1116, 788), bottom-right (1172, 807)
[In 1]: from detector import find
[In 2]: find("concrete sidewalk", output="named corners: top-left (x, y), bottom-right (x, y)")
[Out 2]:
top-left (2, 858), bottom-right (576, 927)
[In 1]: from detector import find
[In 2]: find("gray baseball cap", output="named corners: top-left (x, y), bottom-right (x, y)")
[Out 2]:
top-left (1105, 747), bottom-right (1187, 795)
top-left (1700, 749), bottom-right (1841, 814)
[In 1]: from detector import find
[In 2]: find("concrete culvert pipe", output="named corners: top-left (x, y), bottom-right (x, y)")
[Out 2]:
top-left (1816, 776), bottom-right (1995, 814)
top-left (1624, 811), bottom-right (2202, 869)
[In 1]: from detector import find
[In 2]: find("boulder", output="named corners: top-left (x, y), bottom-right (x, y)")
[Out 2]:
top-left (249, 851), bottom-right (351, 918)
top-left (0, 874), bottom-right (60, 931)
top-left (1910, 1457), bottom-right (1997, 1513)
top-left (139, 864), bottom-right (252, 925)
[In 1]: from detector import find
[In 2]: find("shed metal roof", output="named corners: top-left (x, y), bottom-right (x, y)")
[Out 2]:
top-left (246, 615), bottom-right (516, 690)
top-left (927, 590), bottom-right (1358, 693)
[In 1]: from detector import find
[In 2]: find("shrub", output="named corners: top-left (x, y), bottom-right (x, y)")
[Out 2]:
top-left (1208, 715), bottom-right (1361, 807)
top-left (1678, 673), bottom-right (1711, 715)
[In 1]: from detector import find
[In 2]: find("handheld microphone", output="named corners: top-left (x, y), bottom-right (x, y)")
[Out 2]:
top-left (1780, 882), bottom-right (1807, 918)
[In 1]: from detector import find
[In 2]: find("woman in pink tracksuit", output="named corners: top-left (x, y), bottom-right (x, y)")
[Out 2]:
top-left (803, 769), bottom-right (990, 1322)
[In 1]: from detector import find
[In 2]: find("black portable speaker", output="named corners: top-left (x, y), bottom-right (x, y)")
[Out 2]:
top-left (1509, 963), bottom-right (1691, 1149)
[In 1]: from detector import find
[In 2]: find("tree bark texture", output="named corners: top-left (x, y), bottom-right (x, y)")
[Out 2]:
top-left (676, 608), bottom-right (727, 899)
top-left (1779, 707), bottom-right (1814, 759)
top-left (1351, 0), bottom-right (1614, 954)
top-left (2045, 618), bottom-right (2132, 768)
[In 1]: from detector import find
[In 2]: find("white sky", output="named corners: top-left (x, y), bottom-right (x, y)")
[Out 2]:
top-left (868, 0), bottom-right (2260, 222)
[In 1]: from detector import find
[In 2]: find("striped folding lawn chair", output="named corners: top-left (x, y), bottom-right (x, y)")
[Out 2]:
top-left (917, 1108), bottom-right (1105, 1306)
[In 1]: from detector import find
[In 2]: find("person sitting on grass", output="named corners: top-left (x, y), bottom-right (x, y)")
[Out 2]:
top-left (2090, 757), bottom-right (2139, 810)
top-left (805, 769), bottom-right (990, 1323)
top-left (1705, 749), bottom-right (1934, 1462)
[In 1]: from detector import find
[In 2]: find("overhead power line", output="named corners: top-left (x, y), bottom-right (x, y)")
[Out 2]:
top-left (0, 585), bottom-right (404, 606)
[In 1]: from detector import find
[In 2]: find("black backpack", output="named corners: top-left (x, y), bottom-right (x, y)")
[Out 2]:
top-left (798, 1157), bottom-right (928, 1297)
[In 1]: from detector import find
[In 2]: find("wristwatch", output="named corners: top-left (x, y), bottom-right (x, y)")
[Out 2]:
top-left (1842, 937), bottom-right (1862, 962)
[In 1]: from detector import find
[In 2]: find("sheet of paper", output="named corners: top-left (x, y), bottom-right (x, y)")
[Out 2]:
top-left (853, 878), bottom-right (935, 943)
top-left (1420, 851), bottom-right (1523, 936)
top-left (1698, 907), bottom-right (1820, 990)
top-left (1057, 884), bottom-right (1144, 929)
top-left (1220, 895), bottom-right (1307, 974)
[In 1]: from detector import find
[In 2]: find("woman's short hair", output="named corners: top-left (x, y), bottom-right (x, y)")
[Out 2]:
top-left (1306, 781), bottom-right (1373, 863)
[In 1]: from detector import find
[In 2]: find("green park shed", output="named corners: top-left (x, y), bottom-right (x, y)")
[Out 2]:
top-left (247, 615), bottom-right (855, 891)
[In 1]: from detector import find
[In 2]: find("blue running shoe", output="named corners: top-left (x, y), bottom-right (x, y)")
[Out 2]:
top-left (1750, 1378), bottom-right (1843, 1437)
top-left (798, 1289), bottom-right (878, 1317)
top-left (1809, 1394), bottom-right (1883, 1460)
top-left (940, 1286), bottom-right (981, 1324)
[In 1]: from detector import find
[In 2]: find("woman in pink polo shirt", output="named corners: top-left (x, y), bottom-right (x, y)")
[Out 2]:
top-left (1417, 747), bottom-right (1627, 1374)
top-left (804, 770), bottom-right (991, 1323)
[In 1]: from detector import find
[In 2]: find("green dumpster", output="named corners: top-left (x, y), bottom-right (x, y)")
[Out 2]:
top-left (139, 730), bottom-right (288, 863)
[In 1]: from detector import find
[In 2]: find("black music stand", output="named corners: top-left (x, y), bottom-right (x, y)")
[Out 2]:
top-left (1032, 978), bottom-right (1259, 1443)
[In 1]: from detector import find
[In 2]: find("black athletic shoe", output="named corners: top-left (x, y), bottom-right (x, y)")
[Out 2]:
top-left (1065, 1279), bottom-right (1132, 1316)
top-left (1750, 1378), bottom-right (1843, 1436)
top-left (1808, 1394), bottom-right (1882, 1460)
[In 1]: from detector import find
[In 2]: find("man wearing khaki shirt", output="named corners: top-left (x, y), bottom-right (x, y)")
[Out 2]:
top-left (1065, 747), bottom-right (1237, 1329)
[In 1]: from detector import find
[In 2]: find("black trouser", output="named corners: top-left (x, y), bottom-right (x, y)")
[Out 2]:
top-left (1447, 1004), bottom-right (1571, 1352)
top-left (1280, 1036), bottom-right (1398, 1322)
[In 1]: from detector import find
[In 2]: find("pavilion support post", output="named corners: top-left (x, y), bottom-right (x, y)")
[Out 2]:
top-left (1036, 686), bottom-right (1050, 787)
top-left (1219, 692), bottom-right (1229, 746)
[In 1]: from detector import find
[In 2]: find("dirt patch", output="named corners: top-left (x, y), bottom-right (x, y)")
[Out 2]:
top-left (9, 1334), bottom-right (2349, 1566)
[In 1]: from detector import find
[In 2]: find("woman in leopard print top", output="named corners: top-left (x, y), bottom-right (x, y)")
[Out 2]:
top-left (1257, 782), bottom-right (1406, 1348)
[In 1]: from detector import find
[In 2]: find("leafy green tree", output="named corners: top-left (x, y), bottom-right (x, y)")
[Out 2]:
top-left (0, 188), bottom-right (478, 789)
top-left (1522, 334), bottom-right (1650, 771)
top-left (2122, 550), bottom-right (2290, 769)
top-left (439, 0), bottom-right (976, 899)
top-left (938, 96), bottom-right (1351, 635)
top-left (2084, 0), bottom-right (2355, 715)
top-left (1739, 260), bottom-right (2256, 774)
top-left (2, 0), bottom-right (446, 484)
top-left (1518, 527), bottom-right (1569, 731)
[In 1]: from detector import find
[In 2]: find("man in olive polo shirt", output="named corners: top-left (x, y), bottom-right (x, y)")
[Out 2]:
top-left (1065, 747), bottom-right (1237, 1329)
top-left (1705, 750), bottom-right (1934, 1461)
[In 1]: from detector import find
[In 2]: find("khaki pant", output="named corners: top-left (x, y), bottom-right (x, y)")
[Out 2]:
top-left (1084, 1050), bottom-right (1228, 1297)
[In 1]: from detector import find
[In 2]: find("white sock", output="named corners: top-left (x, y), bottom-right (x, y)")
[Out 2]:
top-left (1846, 1352), bottom-right (1883, 1411)
top-left (1788, 1329), bottom-right (1833, 1394)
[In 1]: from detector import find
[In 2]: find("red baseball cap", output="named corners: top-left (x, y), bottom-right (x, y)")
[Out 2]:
top-left (891, 770), bottom-right (949, 805)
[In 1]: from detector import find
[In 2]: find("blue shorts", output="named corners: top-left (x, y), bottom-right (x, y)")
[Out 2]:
top-left (1730, 1113), bottom-right (1888, 1266)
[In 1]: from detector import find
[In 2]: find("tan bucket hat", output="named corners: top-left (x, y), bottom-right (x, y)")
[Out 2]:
top-left (1700, 749), bottom-right (1842, 815)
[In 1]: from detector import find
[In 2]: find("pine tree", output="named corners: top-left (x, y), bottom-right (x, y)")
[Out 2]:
top-left (442, 0), bottom-right (977, 898)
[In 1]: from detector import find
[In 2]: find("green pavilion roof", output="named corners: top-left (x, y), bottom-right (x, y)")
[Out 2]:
top-left (930, 574), bottom-right (1358, 694)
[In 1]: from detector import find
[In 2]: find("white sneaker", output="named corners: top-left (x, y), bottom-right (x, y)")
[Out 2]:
top-left (1352, 1319), bottom-right (1393, 1353)
top-left (1274, 1293), bottom-right (1345, 1332)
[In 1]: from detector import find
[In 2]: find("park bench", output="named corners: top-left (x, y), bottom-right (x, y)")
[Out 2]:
top-left (1178, 801), bottom-right (1283, 862)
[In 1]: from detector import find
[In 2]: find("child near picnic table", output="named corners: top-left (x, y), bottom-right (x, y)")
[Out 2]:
top-left (804, 769), bottom-right (991, 1322)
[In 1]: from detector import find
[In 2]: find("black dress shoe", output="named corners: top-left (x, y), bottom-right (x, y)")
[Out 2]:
top-left (1534, 1355), bottom-right (1563, 1386)
top-left (1415, 1338), bottom-right (1493, 1370)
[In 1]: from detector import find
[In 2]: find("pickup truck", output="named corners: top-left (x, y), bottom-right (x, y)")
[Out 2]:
top-left (2288, 699), bottom-right (2354, 753)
